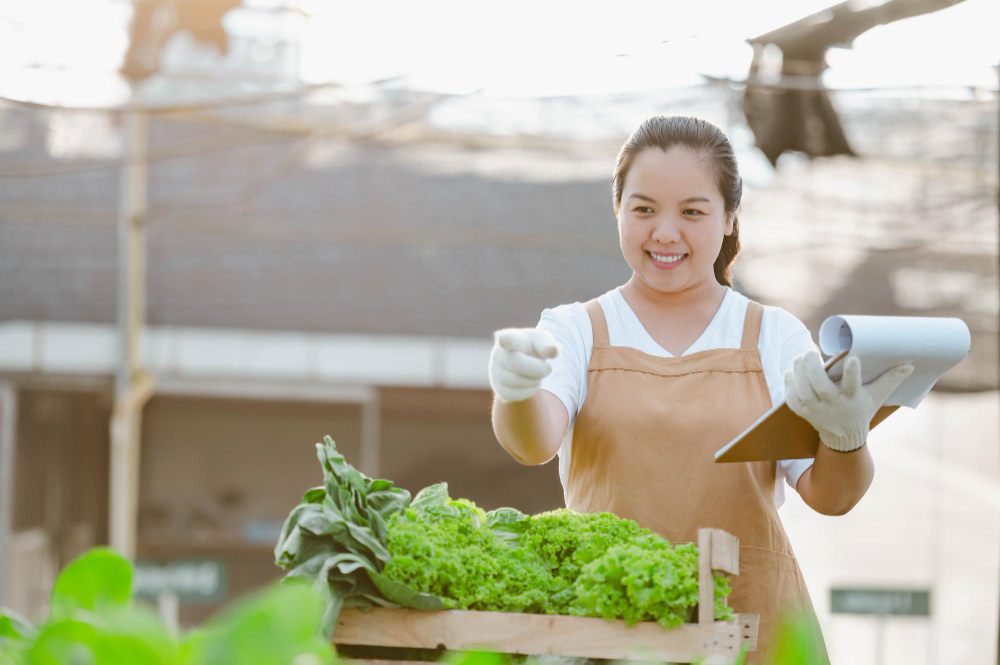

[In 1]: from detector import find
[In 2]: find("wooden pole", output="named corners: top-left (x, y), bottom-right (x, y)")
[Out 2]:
top-left (109, 111), bottom-right (151, 559)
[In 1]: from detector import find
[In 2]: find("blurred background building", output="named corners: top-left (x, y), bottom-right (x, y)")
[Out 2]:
top-left (0, 0), bottom-right (997, 662)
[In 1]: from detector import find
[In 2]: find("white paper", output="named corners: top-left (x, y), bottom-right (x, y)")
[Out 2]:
top-left (818, 315), bottom-right (971, 408)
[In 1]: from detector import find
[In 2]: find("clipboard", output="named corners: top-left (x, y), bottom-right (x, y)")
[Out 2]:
top-left (714, 349), bottom-right (899, 463)
top-left (715, 313), bottom-right (971, 464)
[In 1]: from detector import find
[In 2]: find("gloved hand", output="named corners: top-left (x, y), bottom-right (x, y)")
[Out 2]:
top-left (489, 328), bottom-right (559, 403)
top-left (783, 350), bottom-right (914, 452)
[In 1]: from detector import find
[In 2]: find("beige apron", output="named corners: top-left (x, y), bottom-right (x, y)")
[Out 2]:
top-left (566, 298), bottom-right (830, 664)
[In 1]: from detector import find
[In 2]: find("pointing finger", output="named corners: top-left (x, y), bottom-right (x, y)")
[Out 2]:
top-left (500, 348), bottom-right (553, 380)
top-left (496, 328), bottom-right (533, 354)
top-left (527, 330), bottom-right (559, 360)
top-left (496, 329), bottom-right (559, 360)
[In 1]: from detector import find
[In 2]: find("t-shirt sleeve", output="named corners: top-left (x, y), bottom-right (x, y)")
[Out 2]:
top-left (776, 309), bottom-right (822, 492)
top-left (535, 304), bottom-right (591, 426)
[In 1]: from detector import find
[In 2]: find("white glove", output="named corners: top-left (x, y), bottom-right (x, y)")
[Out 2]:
top-left (783, 350), bottom-right (914, 452)
top-left (489, 328), bottom-right (559, 403)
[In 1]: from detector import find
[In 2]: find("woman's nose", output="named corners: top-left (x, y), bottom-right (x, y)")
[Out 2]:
top-left (651, 216), bottom-right (682, 243)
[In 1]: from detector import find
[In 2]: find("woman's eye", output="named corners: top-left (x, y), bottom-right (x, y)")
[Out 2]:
top-left (633, 206), bottom-right (653, 214)
top-left (683, 209), bottom-right (704, 216)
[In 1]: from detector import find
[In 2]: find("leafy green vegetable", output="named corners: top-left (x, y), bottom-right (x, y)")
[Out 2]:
top-left (767, 608), bottom-right (827, 665)
top-left (570, 537), bottom-right (712, 628)
top-left (275, 436), bottom-right (734, 635)
top-left (29, 609), bottom-right (178, 665)
top-left (381, 498), bottom-right (733, 628)
top-left (182, 581), bottom-right (334, 665)
top-left (0, 611), bottom-right (34, 642)
top-left (274, 435), bottom-right (416, 638)
top-left (50, 548), bottom-right (132, 620)
top-left (0, 609), bottom-right (34, 665)
top-left (382, 496), bottom-right (556, 613)
top-left (0, 545), bottom-right (335, 665)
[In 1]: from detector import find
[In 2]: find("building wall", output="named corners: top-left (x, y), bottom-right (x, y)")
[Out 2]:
top-left (7, 387), bottom-right (110, 620)
top-left (780, 391), bottom-right (1000, 665)
top-left (135, 387), bottom-right (562, 626)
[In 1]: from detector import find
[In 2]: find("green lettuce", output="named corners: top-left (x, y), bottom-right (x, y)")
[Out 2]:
top-left (276, 436), bottom-right (733, 637)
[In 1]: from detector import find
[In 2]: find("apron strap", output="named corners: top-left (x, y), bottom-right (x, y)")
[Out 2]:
top-left (740, 300), bottom-right (764, 351)
top-left (584, 300), bottom-right (610, 349)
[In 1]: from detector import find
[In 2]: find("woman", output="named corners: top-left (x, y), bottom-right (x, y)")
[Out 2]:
top-left (488, 115), bottom-right (912, 664)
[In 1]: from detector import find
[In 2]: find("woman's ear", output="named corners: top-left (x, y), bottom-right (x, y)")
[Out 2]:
top-left (725, 214), bottom-right (735, 236)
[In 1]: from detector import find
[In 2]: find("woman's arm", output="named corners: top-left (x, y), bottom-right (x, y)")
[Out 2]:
top-left (795, 443), bottom-right (874, 516)
top-left (491, 389), bottom-right (569, 466)
top-left (785, 351), bottom-right (911, 516)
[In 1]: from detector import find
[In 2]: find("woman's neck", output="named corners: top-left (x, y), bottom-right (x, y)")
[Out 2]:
top-left (620, 275), bottom-right (728, 316)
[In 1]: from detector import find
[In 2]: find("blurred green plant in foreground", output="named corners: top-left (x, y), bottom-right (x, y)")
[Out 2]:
top-left (0, 548), bottom-right (824, 665)
top-left (0, 547), bottom-right (335, 665)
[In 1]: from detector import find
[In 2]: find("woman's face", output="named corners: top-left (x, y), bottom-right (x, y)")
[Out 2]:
top-left (618, 146), bottom-right (733, 295)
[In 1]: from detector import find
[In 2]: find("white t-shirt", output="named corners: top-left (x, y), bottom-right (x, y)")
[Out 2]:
top-left (536, 285), bottom-right (819, 510)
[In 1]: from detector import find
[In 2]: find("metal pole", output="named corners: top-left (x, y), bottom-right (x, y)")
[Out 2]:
top-left (109, 111), bottom-right (151, 559)
top-left (875, 614), bottom-right (886, 665)
top-left (157, 591), bottom-right (180, 636)
top-left (0, 381), bottom-right (18, 607)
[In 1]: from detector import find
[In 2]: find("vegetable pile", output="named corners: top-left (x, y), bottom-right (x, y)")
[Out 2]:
top-left (275, 437), bottom-right (733, 639)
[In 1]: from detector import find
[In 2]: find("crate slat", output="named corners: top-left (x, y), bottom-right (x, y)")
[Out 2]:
top-left (739, 613), bottom-right (759, 653)
top-left (710, 530), bottom-right (739, 575)
top-left (334, 607), bottom-right (747, 662)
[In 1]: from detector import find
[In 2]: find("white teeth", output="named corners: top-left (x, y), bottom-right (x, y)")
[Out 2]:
top-left (650, 252), bottom-right (686, 263)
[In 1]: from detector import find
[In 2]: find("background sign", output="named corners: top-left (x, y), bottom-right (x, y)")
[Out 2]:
top-left (134, 559), bottom-right (227, 603)
top-left (830, 588), bottom-right (931, 616)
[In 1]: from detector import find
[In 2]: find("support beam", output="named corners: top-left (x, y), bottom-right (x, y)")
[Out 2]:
top-left (109, 111), bottom-right (149, 559)
top-left (0, 381), bottom-right (18, 607)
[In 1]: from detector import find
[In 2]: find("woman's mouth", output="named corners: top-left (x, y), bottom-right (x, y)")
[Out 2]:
top-left (647, 250), bottom-right (687, 270)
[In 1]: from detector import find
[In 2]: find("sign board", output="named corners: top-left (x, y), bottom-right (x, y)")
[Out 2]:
top-left (830, 588), bottom-right (930, 617)
top-left (134, 559), bottom-right (227, 603)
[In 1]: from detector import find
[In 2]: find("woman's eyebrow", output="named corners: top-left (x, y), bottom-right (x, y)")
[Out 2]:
top-left (627, 194), bottom-right (712, 204)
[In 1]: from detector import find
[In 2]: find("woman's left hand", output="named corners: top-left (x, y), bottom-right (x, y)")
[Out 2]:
top-left (783, 351), bottom-right (914, 452)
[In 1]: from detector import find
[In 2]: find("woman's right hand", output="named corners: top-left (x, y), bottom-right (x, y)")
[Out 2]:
top-left (488, 328), bottom-right (559, 403)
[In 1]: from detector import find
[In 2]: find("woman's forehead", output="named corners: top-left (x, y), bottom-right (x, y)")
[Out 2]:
top-left (624, 146), bottom-right (719, 201)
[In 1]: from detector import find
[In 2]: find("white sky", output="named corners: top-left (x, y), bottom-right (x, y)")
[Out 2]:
top-left (296, 0), bottom-right (998, 94)
top-left (0, 0), bottom-right (996, 107)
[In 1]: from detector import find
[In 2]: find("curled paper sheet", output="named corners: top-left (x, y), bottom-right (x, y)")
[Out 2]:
top-left (819, 315), bottom-right (971, 408)
top-left (715, 314), bottom-right (972, 463)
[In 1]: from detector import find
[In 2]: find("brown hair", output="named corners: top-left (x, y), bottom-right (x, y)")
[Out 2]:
top-left (612, 115), bottom-right (743, 288)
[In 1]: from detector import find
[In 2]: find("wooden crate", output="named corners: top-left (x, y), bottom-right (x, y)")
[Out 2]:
top-left (333, 528), bottom-right (759, 665)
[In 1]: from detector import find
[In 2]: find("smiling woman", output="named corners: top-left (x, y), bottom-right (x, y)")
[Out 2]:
top-left (488, 115), bottom-right (845, 664)
top-left (613, 116), bottom-right (742, 302)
